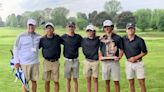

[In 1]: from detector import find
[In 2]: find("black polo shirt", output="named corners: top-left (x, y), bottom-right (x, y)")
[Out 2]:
top-left (100, 33), bottom-right (123, 57)
top-left (39, 34), bottom-right (63, 60)
top-left (81, 36), bottom-right (100, 60)
top-left (122, 35), bottom-right (147, 59)
top-left (61, 34), bottom-right (82, 59)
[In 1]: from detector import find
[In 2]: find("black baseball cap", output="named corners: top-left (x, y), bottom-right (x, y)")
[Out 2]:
top-left (126, 23), bottom-right (135, 29)
top-left (67, 21), bottom-right (75, 26)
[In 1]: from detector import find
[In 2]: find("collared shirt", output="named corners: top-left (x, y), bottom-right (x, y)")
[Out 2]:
top-left (39, 34), bottom-right (63, 60)
top-left (61, 34), bottom-right (82, 59)
top-left (81, 36), bottom-right (100, 60)
top-left (122, 35), bottom-right (148, 59)
top-left (13, 32), bottom-right (40, 65)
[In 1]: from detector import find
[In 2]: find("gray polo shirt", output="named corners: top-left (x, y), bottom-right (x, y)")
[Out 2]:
top-left (13, 32), bottom-right (40, 65)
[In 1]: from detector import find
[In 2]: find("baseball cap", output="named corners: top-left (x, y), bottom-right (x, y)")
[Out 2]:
top-left (86, 24), bottom-right (95, 31)
top-left (67, 21), bottom-right (75, 26)
top-left (27, 18), bottom-right (36, 26)
top-left (103, 20), bottom-right (113, 27)
top-left (126, 23), bottom-right (135, 29)
top-left (45, 22), bottom-right (54, 28)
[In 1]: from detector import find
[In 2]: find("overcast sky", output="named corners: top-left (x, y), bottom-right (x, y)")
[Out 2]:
top-left (0, 0), bottom-right (164, 21)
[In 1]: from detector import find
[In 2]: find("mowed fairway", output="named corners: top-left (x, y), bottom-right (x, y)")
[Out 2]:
top-left (0, 27), bottom-right (164, 92)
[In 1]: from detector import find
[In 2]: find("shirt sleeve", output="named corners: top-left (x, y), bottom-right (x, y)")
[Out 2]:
top-left (139, 39), bottom-right (148, 53)
top-left (118, 37), bottom-right (124, 50)
top-left (13, 35), bottom-right (21, 64)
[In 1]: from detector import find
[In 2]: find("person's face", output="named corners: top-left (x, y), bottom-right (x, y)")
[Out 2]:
top-left (67, 25), bottom-right (76, 33)
top-left (87, 30), bottom-right (95, 38)
top-left (126, 27), bottom-right (135, 36)
top-left (45, 26), bottom-right (54, 36)
top-left (27, 24), bottom-right (35, 33)
top-left (103, 26), bottom-right (113, 34)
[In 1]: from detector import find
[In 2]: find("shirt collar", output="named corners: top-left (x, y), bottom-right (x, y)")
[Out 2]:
top-left (125, 35), bottom-right (136, 41)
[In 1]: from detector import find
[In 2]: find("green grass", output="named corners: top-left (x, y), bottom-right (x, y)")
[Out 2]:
top-left (0, 27), bottom-right (164, 92)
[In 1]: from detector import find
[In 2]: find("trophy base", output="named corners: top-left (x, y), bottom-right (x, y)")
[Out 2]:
top-left (101, 56), bottom-right (116, 60)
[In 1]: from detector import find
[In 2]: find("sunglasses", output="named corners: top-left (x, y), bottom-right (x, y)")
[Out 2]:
top-left (68, 25), bottom-right (75, 28)
top-left (86, 30), bottom-right (95, 32)
top-left (103, 26), bottom-right (112, 28)
top-left (128, 27), bottom-right (135, 30)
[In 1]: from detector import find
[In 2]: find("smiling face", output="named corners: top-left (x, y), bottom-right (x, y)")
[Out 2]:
top-left (67, 25), bottom-right (76, 34)
top-left (87, 30), bottom-right (95, 38)
top-left (104, 26), bottom-right (113, 34)
top-left (45, 25), bottom-right (54, 36)
top-left (27, 24), bottom-right (36, 33)
top-left (126, 27), bottom-right (135, 36)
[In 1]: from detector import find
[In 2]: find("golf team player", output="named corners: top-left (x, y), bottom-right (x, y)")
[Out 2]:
top-left (39, 22), bottom-right (63, 92)
top-left (61, 22), bottom-right (82, 92)
top-left (99, 20), bottom-right (124, 92)
top-left (14, 18), bottom-right (40, 92)
top-left (81, 24), bottom-right (100, 92)
top-left (122, 23), bottom-right (148, 92)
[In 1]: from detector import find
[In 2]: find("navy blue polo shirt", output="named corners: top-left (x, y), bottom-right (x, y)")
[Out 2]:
top-left (39, 34), bottom-right (63, 60)
top-left (122, 35), bottom-right (148, 59)
top-left (81, 36), bottom-right (100, 60)
top-left (61, 34), bottom-right (82, 59)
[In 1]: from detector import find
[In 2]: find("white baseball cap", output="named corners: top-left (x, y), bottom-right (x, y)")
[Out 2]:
top-left (45, 22), bottom-right (55, 28)
top-left (86, 24), bottom-right (95, 31)
top-left (103, 20), bottom-right (113, 27)
top-left (27, 18), bottom-right (36, 26)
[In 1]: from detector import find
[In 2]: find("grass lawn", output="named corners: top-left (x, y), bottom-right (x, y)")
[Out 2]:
top-left (0, 27), bottom-right (164, 92)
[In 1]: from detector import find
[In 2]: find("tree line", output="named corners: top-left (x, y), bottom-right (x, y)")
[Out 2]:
top-left (0, 0), bottom-right (164, 31)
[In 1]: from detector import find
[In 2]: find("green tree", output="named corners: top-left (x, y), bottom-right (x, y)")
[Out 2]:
top-left (116, 11), bottom-right (135, 29)
top-left (134, 9), bottom-right (152, 31)
top-left (88, 10), bottom-right (98, 23)
top-left (92, 11), bottom-right (112, 28)
top-left (77, 12), bottom-right (88, 21)
top-left (0, 16), bottom-right (4, 27)
top-left (10, 13), bottom-right (17, 27)
top-left (30, 10), bottom-right (44, 27)
top-left (104, 0), bottom-right (122, 23)
top-left (77, 18), bottom-right (88, 30)
top-left (43, 8), bottom-right (52, 22)
top-left (51, 7), bottom-right (69, 27)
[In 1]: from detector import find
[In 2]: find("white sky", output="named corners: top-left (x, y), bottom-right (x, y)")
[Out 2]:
top-left (0, 0), bottom-right (164, 21)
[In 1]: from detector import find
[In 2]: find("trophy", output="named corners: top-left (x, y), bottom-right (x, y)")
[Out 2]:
top-left (100, 35), bottom-right (117, 60)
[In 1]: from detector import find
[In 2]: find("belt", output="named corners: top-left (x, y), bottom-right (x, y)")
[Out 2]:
top-left (45, 58), bottom-right (58, 62)
top-left (134, 60), bottom-right (142, 62)
top-left (86, 59), bottom-right (98, 62)
top-left (65, 58), bottom-right (78, 62)
top-left (127, 59), bottom-right (142, 63)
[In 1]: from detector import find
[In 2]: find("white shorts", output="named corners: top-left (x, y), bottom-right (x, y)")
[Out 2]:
top-left (126, 61), bottom-right (145, 79)
top-left (102, 61), bottom-right (120, 81)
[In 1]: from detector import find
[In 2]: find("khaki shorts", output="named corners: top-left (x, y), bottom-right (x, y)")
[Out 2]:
top-left (102, 61), bottom-right (120, 81)
top-left (64, 58), bottom-right (80, 78)
top-left (126, 61), bottom-right (145, 79)
top-left (83, 59), bottom-right (99, 78)
top-left (43, 60), bottom-right (60, 82)
top-left (21, 63), bottom-right (39, 81)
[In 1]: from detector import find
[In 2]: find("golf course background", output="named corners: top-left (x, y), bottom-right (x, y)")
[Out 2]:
top-left (0, 27), bottom-right (164, 92)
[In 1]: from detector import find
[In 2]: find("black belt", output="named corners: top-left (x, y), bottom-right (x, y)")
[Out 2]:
top-left (86, 59), bottom-right (98, 62)
top-left (45, 58), bottom-right (58, 62)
